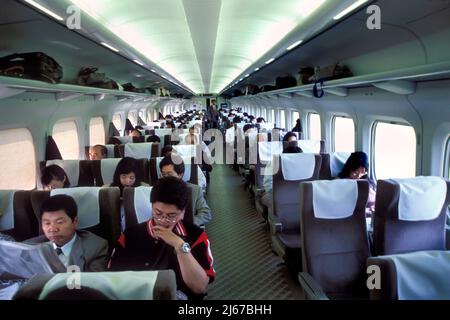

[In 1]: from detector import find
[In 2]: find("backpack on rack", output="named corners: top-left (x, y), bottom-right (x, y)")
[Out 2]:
top-left (0, 52), bottom-right (63, 84)
top-left (310, 63), bottom-right (353, 98)
top-left (275, 76), bottom-right (297, 89)
top-left (75, 67), bottom-right (119, 90)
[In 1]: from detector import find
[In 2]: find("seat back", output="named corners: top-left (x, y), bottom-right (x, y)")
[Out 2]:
top-left (30, 187), bottom-right (121, 249)
top-left (300, 180), bottom-right (370, 299)
top-left (0, 190), bottom-right (38, 241)
top-left (273, 153), bottom-right (321, 234)
top-left (319, 152), bottom-right (352, 180)
top-left (372, 177), bottom-right (449, 256)
top-left (122, 186), bottom-right (194, 229)
top-left (119, 143), bottom-right (158, 159)
top-left (91, 159), bottom-right (149, 186)
top-left (40, 160), bottom-right (94, 187)
top-left (148, 157), bottom-right (198, 186)
top-left (296, 140), bottom-right (325, 154)
top-left (14, 270), bottom-right (177, 300)
top-left (367, 250), bottom-right (450, 300)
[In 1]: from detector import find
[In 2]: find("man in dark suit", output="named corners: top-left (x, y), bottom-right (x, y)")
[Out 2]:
top-left (27, 194), bottom-right (108, 272)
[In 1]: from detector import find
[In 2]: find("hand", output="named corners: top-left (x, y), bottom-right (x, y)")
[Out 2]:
top-left (152, 225), bottom-right (184, 249)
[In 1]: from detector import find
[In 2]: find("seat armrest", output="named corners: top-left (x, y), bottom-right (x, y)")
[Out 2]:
top-left (268, 214), bottom-right (283, 234)
top-left (298, 272), bottom-right (329, 300)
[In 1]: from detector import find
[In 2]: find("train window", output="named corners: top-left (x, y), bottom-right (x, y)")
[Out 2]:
top-left (147, 110), bottom-right (153, 123)
top-left (308, 113), bottom-right (321, 140)
top-left (138, 110), bottom-right (145, 123)
top-left (271, 109), bottom-right (275, 123)
top-left (0, 128), bottom-right (36, 189)
top-left (280, 110), bottom-right (286, 129)
top-left (373, 122), bottom-right (416, 180)
top-left (89, 117), bottom-right (105, 146)
top-left (292, 112), bottom-right (300, 128)
top-left (445, 136), bottom-right (450, 179)
top-left (112, 113), bottom-right (122, 132)
top-left (333, 116), bottom-right (355, 152)
top-left (52, 120), bottom-right (79, 160)
top-left (153, 109), bottom-right (158, 121)
top-left (128, 112), bottom-right (137, 126)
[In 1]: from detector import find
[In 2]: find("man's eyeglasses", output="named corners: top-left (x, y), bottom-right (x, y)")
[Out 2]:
top-left (153, 212), bottom-right (179, 223)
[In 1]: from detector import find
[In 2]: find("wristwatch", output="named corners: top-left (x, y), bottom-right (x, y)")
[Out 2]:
top-left (180, 242), bottom-right (191, 254)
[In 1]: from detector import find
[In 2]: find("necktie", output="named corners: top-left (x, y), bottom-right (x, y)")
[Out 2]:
top-left (55, 247), bottom-right (63, 256)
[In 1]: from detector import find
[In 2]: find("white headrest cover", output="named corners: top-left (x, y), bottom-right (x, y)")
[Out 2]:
top-left (39, 271), bottom-right (158, 300)
top-left (281, 153), bottom-right (316, 181)
top-left (386, 250), bottom-right (450, 299)
top-left (258, 141), bottom-right (283, 162)
top-left (100, 159), bottom-right (121, 185)
top-left (50, 187), bottom-right (100, 229)
top-left (156, 157), bottom-right (192, 182)
top-left (155, 129), bottom-right (172, 136)
top-left (125, 143), bottom-right (153, 159)
top-left (297, 140), bottom-right (321, 153)
top-left (133, 186), bottom-right (153, 224)
top-left (46, 160), bottom-right (80, 186)
top-left (330, 152), bottom-right (352, 177)
top-left (173, 145), bottom-right (198, 158)
top-left (393, 176), bottom-right (447, 221)
top-left (105, 145), bottom-right (115, 158)
top-left (115, 136), bottom-right (132, 144)
top-left (0, 190), bottom-right (16, 230)
top-left (312, 180), bottom-right (358, 219)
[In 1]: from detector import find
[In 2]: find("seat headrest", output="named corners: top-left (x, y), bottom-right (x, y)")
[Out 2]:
top-left (330, 152), bottom-right (352, 177)
top-left (50, 187), bottom-right (100, 229)
top-left (392, 176), bottom-right (447, 221)
top-left (124, 143), bottom-right (154, 159)
top-left (281, 153), bottom-right (316, 181)
top-left (39, 271), bottom-right (160, 300)
top-left (0, 190), bottom-right (16, 230)
top-left (380, 250), bottom-right (450, 299)
top-left (46, 160), bottom-right (80, 186)
top-left (104, 145), bottom-right (115, 158)
top-left (258, 141), bottom-right (283, 162)
top-left (311, 180), bottom-right (358, 219)
top-left (114, 136), bottom-right (132, 144)
top-left (133, 186), bottom-right (153, 224)
top-left (297, 140), bottom-right (322, 153)
top-left (154, 129), bottom-right (172, 136)
top-left (100, 159), bottom-right (121, 185)
top-left (173, 145), bottom-right (198, 158)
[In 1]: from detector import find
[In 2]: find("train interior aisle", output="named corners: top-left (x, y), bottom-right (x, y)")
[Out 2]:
top-left (205, 164), bottom-right (303, 300)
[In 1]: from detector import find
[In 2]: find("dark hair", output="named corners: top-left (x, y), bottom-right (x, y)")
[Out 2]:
top-left (338, 151), bottom-right (369, 179)
top-left (243, 124), bottom-right (255, 133)
top-left (256, 117), bottom-right (265, 123)
top-left (131, 129), bottom-right (142, 136)
top-left (159, 155), bottom-right (185, 176)
top-left (146, 135), bottom-right (161, 143)
top-left (111, 157), bottom-right (141, 189)
top-left (161, 145), bottom-right (173, 157)
top-left (282, 132), bottom-right (298, 143)
top-left (40, 194), bottom-right (77, 221)
top-left (93, 144), bottom-right (107, 156)
top-left (150, 176), bottom-right (188, 211)
top-left (41, 165), bottom-right (70, 188)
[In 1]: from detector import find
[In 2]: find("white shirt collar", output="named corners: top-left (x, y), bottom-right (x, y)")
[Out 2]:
top-left (52, 233), bottom-right (77, 256)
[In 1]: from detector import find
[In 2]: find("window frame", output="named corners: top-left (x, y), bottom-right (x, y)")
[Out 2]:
top-left (444, 135), bottom-right (450, 179)
top-left (332, 115), bottom-right (355, 152)
top-left (308, 112), bottom-right (321, 140)
top-left (371, 120), bottom-right (417, 181)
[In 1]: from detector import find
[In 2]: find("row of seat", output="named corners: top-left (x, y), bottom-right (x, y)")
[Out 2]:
top-left (41, 157), bottom-right (202, 188)
top-left (0, 185), bottom-right (197, 248)
top-left (296, 178), bottom-right (450, 299)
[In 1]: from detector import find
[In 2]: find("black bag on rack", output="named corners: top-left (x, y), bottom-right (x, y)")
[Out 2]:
top-left (76, 67), bottom-right (119, 89)
top-left (275, 76), bottom-right (297, 89)
top-left (0, 52), bottom-right (63, 83)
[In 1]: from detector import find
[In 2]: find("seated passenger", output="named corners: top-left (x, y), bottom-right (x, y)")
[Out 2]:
top-left (26, 194), bottom-right (108, 271)
top-left (159, 155), bottom-right (212, 227)
top-left (105, 157), bottom-right (148, 193)
top-left (337, 151), bottom-right (376, 214)
top-left (108, 177), bottom-right (215, 300)
top-left (146, 135), bottom-right (161, 143)
top-left (282, 132), bottom-right (302, 153)
top-left (130, 129), bottom-right (142, 138)
top-left (89, 144), bottom-right (107, 160)
top-left (185, 126), bottom-right (198, 145)
top-left (41, 165), bottom-right (70, 190)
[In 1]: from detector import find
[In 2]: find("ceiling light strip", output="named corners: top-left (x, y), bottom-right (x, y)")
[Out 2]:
top-left (333, 0), bottom-right (369, 20)
top-left (24, 0), bottom-right (64, 21)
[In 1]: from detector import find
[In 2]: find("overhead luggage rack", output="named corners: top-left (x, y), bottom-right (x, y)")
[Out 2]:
top-left (0, 75), bottom-right (160, 102)
top-left (233, 60), bottom-right (450, 100)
